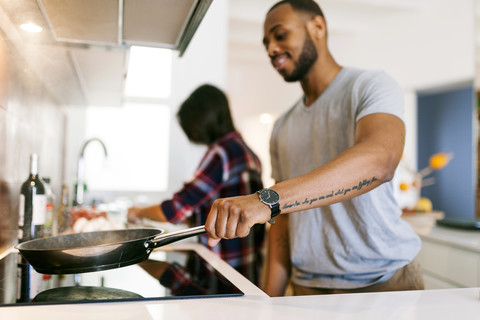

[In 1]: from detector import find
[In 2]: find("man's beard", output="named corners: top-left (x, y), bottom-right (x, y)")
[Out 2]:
top-left (282, 33), bottom-right (318, 82)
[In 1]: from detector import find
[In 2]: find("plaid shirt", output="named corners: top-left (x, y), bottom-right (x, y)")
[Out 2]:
top-left (161, 131), bottom-right (265, 285)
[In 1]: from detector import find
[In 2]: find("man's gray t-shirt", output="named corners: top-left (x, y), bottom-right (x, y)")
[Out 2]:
top-left (270, 67), bottom-right (421, 289)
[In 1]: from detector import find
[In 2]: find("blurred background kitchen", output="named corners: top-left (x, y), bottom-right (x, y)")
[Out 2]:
top-left (0, 0), bottom-right (479, 291)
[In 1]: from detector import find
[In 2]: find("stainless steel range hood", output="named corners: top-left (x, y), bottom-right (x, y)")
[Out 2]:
top-left (37, 0), bottom-right (212, 56)
top-left (0, 0), bottom-right (214, 107)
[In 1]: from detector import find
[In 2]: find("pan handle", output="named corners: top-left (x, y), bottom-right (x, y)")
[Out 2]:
top-left (147, 225), bottom-right (206, 249)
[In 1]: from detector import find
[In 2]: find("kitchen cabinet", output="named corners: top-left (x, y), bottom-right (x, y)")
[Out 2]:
top-left (406, 216), bottom-right (480, 289)
top-left (418, 239), bottom-right (480, 288)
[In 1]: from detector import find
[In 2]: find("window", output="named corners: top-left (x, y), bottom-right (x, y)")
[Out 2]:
top-left (81, 46), bottom-right (173, 193)
top-left (84, 103), bottom-right (170, 192)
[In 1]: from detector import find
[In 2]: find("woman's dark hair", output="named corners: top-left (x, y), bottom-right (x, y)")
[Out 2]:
top-left (177, 84), bottom-right (235, 145)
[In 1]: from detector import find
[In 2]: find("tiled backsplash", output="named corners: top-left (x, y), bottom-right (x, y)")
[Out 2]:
top-left (0, 32), bottom-right (65, 254)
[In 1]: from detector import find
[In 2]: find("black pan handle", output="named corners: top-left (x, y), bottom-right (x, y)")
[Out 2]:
top-left (147, 225), bottom-right (206, 249)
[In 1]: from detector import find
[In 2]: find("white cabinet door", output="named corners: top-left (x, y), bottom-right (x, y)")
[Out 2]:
top-left (417, 239), bottom-right (480, 288)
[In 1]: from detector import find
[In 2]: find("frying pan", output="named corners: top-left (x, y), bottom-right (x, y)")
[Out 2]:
top-left (15, 226), bottom-right (206, 274)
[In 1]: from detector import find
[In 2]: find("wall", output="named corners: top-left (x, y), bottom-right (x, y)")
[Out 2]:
top-left (418, 84), bottom-right (476, 220)
top-left (165, 0), bottom-right (229, 197)
top-left (0, 30), bottom-right (65, 251)
top-left (0, 30), bottom-right (65, 302)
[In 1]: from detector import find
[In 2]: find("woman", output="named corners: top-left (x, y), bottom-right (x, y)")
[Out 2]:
top-left (128, 84), bottom-right (265, 285)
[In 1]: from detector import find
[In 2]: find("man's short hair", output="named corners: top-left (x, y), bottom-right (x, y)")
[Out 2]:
top-left (268, 0), bottom-right (325, 19)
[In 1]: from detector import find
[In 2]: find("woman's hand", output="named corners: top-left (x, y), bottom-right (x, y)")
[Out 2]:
top-left (127, 205), bottom-right (168, 223)
top-left (127, 207), bottom-right (142, 224)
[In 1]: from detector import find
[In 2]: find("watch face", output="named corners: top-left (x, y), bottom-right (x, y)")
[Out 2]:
top-left (259, 189), bottom-right (279, 205)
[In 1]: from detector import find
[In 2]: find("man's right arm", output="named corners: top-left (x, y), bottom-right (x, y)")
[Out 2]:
top-left (206, 113), bottom-right (405, 246)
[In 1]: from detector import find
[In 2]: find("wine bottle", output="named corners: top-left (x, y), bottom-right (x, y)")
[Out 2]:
top-left (17, 153), bottom-right (46, 302)
top-left (18, 153), bottom-right (46, 241)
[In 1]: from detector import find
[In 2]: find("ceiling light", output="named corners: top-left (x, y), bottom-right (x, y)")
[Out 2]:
top-left (20, 23), bottom-right (43, 33)
top-left (124, 46), bottom-right (172, 99)
top-left (259, 113), bottom-right (274, 125)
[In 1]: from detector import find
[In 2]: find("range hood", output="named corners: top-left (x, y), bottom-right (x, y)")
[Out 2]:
top-left (0, 0), bottom-right (214, 107)
top-left (37, 0), bottom-right (212, 56)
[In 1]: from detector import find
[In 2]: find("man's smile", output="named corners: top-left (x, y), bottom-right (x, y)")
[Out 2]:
top-left (272, 53), bottom-right (289, 70)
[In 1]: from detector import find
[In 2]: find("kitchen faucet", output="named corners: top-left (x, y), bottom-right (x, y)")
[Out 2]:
top-left (74, 138), bottom-right (108, 206)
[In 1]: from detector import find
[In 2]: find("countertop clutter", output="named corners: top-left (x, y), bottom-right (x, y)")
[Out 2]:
top-left (1, 242), bottom-right (480, 320)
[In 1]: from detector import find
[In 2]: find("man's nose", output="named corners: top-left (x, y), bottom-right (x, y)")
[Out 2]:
top-left (266, 41), bottom-right (280, 58)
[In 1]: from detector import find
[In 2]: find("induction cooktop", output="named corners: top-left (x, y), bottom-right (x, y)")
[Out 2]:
top-left (0, 249), bottom-right (243, 307)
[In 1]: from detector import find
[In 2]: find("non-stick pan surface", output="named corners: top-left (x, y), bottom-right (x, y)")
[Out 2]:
top-left (15, 226), bottom-right (205, 274)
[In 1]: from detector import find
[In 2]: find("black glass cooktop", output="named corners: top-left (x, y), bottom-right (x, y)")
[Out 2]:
top-left (0, 249), bottom-right (243, 307)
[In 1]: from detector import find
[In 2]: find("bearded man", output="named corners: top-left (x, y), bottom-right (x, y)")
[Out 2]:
top-left (205, 0), bottom-right (424, 296)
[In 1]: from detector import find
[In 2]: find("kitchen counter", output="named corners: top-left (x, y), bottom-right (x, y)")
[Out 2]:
top-left (1, 284), bottom-right (478, 319)
top-left (1, 242), bottom-right (479, 320)
top-left (402, 213), bottom-right (480, 253)
top-left (418, 223), bottom-right (480, 253)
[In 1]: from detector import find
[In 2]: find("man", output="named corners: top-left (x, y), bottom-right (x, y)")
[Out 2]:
top-left (205, 0), bottom-right (423, 296)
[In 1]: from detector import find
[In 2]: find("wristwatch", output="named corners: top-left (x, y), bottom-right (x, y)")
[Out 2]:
top-left (257, 188), bottom-right (281, 224)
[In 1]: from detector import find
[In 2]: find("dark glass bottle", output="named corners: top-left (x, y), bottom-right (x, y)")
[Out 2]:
top-left (17, 153), bottom-right (46, 302)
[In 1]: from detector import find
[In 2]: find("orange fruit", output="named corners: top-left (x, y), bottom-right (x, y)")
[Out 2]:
top-left (414, 197), bottom-right (433, 212)
top-left (429, 152), bottom-right (451, 170)
top-left (399, 182), bottom-right (409, 191)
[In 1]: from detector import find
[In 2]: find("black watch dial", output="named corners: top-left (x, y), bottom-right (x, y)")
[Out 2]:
top-left (259, 188), bottom-right (279, 205)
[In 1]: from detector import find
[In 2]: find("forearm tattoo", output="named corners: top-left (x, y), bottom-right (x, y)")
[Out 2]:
top-left (282, 176), bottom-right (377, 210)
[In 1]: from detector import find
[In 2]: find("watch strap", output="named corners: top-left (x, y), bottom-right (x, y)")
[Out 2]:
top-left (267, 203), bottom-right (281, 225)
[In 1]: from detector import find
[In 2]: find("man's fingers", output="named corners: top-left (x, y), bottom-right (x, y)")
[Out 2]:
top-left (215, 199), bottom-right (230, 238)
top-left (236, 212), bottom-right (251, 238)
top-left (208, 238), bottom-right (221, 247)
top-left (225, 205), bottom-right (241, 238)
top-left (205, 201), bottom-right (223, 247)
top-left (206, 195), bottom-right (258, 242)
top-left (205, 201), bottom-right (219, 239)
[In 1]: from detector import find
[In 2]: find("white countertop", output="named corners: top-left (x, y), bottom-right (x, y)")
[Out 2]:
top-left (2, 242), bottom-right (480, 320)
top-left (1, 286), bottom-right (479, 319)
top-left (402, 213), bottom-right (480, 252)
top-left (420, 225), bottom-right (480, 252)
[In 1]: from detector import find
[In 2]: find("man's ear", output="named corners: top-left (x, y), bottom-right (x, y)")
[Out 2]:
top-left (307, 15), bottom-right (327, 40)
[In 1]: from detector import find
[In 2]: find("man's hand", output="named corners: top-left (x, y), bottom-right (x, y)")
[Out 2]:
top-left (205, 193), bottom-right (271, 247)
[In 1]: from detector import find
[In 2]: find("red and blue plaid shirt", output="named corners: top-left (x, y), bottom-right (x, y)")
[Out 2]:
top-left (161, 131), bottom-right (265, 285)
